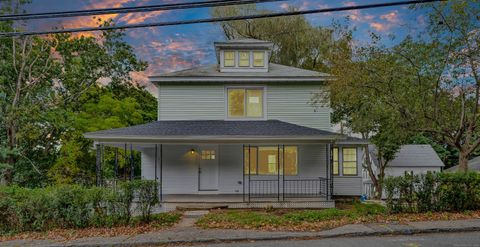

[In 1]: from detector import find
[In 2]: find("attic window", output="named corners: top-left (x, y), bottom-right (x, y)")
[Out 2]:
top-left (239, 51), bottom-right (250, 67)
top-left (253, 51), bottom-right (265, 67)
top-left (224, 51), bottom-right (235, 67)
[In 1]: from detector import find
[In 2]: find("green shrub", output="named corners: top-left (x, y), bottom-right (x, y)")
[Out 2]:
top-left (384, 172), bottom-right (480, 213)
top-left (0, 180), bottom-right (163, 235)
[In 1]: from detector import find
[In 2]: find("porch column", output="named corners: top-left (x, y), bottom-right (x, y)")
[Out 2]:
top-left (277, 144), bottom-right (280, 202)
top-left (95, 144), bottom-right (102, 186)
top-left (114, 147), bottom-right (119, 179)
top-left (130, 144), bottom-right (134, 180)
top-left (328, 143), bottom-right (333, 200)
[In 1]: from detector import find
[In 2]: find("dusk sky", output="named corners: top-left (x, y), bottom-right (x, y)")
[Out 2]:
top-left (17, 0), bottom-right (431, 93)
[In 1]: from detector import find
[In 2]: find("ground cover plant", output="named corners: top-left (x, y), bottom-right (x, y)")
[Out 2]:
top-left (196, 202), bottom-right (480, 231)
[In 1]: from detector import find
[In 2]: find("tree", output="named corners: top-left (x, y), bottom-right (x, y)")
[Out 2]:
top-left (211, 4), bottom-right (351, 72)
top-left (0, 3), bottom-right (148, 185)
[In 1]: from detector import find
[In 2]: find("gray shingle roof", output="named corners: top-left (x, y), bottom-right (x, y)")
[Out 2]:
top-left (369, 144), bottom-right (444, 168)
top-left (149, 63), bottom-right (332, 83)
top-left (445, 156), bottom-right (480, 172)
top-left (84, 120), bottom-right (343, 142)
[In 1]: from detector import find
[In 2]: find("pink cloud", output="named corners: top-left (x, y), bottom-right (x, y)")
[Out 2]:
top-left (370, 22), bottom-right (388, 32)
top-left (280, 3), bottom-right (290, 10)
top-left (380, 10), bottom-right (400, 24)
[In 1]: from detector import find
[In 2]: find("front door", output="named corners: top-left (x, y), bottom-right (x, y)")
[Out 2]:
top-left (198, 145), bottom-right (219, 191)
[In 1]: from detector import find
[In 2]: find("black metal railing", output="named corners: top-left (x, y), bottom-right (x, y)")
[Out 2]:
top-left (249, 179), bottom-right (279, 198)
top-left (247, 177), bottom-right (329, 200)
top-left (283, 177), bottom-right (329, 198)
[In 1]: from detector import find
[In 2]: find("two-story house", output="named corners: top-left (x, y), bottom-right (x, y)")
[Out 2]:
top-left (85, 39), bottom-right (368, 210)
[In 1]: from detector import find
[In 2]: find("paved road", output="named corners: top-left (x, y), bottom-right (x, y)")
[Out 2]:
top-left (180, 231), bottom-right (480, 247)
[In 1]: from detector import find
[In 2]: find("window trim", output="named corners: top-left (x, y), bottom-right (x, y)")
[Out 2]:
top-left (244, 145), bottom-right (298, 176)
top-left (225, 85), bottom-right (267, 120)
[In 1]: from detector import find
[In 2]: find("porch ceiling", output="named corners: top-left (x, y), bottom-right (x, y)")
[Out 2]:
top-left (84, 120), bottom-right (345, 144)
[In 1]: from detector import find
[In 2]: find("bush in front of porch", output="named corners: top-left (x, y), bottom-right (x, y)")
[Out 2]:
top-left (0, 180), bottom-right (179, 236)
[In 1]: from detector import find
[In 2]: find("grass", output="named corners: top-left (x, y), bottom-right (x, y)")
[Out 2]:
top-left (196, 202), bottom-right (480, 231)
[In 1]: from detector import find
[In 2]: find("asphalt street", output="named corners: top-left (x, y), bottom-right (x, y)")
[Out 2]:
top-left (179, 231), bottom-right (480, 247)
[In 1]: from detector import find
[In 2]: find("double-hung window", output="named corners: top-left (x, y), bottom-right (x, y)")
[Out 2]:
top-left (333, 147), bottom-right (357, 176)
top-left (227, 87), bottom-right (264, 118)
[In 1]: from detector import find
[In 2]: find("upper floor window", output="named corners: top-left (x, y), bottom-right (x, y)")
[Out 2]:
top-left (224, 51), bottom-right (235, 67)
top-left (253, 51), bottom-right (265, 67)
top-left (227, 87), bottom-right (264, 118)
top-left (239, 51), bottom-right (250, 67)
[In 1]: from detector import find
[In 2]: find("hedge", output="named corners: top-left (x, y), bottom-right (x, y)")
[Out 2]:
top-left (0, 180), bottom-right (160, 235)
top-left (384, 172), bottom-right (480, 213)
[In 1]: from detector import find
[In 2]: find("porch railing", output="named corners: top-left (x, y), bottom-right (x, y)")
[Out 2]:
top-left (247, 177), bottom-right (330, 201)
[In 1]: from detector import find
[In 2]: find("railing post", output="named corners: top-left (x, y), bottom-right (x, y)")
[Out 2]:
top-left (277, 144), bottom-right (280, 202)
top-left (248, 145), bottom-right (251, 202)
top-left (160, 144), bottom-right (163, 202)
top-left (242, 144), bottom-right (245, 202)
top-left (282, 144), bottom-right (285, 201)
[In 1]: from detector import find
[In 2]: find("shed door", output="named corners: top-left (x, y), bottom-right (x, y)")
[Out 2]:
top-left (198, 145), bottom-right (219, 191)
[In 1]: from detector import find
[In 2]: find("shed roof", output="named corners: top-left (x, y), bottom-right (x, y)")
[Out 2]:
top-left (369, 144), bottom-right (444, 168)
top-left (445, 156), bottom-right (480, 172)
top-left (149, 63), bottom-right (332, 83)
top-left (84, 120), bottom-right (344, 143)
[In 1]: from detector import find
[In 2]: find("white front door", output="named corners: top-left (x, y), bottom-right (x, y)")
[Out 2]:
top-left (198, 145), bottom-right (219, 191)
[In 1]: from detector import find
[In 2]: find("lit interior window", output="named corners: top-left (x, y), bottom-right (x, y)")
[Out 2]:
top-left (201, 150), bottom-right (216, 160)
top-left (253, 51), bottom-right (265, 67)
top-left (224, 51), bottom-right (235, 67)
top-left (228, 88), bottom-right (263, 118)
top-left (239, 51), bottom-right (250, 67)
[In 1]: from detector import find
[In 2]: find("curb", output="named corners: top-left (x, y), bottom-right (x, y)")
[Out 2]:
top-left (55, 226), bottom-right (480, 247)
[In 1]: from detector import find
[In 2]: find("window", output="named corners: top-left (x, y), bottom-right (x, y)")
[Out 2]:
top-left (224, 51), bottom-right (235, 67)
top-left (227, 88), bottom-right (263, 118)
top-left (239, 51), bottom-right (250, 67)
top-left (201, 150), bottom-right (216, 160)
top-left (244, 146), bottom-right (297, 175)
top-left (333, 147), bottom-right (339, 175)
top-left (342, 148), bottom-right (357, 175)
top-left (253, 51), bottom-right (265, 67)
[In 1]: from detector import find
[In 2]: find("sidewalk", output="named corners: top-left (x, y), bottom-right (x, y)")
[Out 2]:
top-left (2, 219), bottom-right (480, 247)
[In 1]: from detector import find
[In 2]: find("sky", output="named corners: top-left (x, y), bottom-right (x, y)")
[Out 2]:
top-left (14, 0), bottom-right (431, 93)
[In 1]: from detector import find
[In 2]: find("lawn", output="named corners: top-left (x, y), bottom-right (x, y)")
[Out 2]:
top-left (196, 202), bottom-right (480, 231)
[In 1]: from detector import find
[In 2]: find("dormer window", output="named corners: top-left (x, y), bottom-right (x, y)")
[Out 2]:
top-left (253, 51), bottom-right (265, 67)
top-left (239, 51), bottom-right (250, 67)
top-left (224, 51), bottom-right (235, 67)
top-left (215, 39), bottom-right (273, 73)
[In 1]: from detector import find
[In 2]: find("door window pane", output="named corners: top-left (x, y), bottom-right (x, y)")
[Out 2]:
top-left (253, 51), bottom-right (264, 67)
top-left (333, 147), bottom-right (339, 175)
top-left (239, 51), bottom-right (250, 67)
top-left (224, 51), bottom-right (235, 67)
top-left (246, 89), bottom-right (263, 117)
top-left (228, 89), bottom-right (245, 118)
top-left (342, 148), bottom-right (357, 175)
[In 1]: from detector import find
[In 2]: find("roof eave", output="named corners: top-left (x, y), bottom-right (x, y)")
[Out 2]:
top-left (149, 76), bottom-right (334, 83)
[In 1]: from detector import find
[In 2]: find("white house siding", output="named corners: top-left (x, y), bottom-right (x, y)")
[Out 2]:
top-left (266, 83), bottom-right (331, 131)
top-left (140, 144), bottom-right (330, 195)
top-left (157, 83), bottom-right (331, 131)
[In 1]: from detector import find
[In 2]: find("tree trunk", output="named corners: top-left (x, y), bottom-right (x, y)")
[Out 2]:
top-left (458, 150), bottom-right (469, 172)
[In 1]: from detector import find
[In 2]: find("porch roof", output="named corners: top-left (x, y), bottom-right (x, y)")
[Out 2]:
top-left (84, 120), bottom-right (344, 143)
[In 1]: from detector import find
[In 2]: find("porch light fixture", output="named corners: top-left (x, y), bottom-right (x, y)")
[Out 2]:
top-left (190, 148), bottom-right (195, 155)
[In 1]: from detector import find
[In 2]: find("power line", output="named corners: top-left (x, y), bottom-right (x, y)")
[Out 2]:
top-left (0, 0), bottom-right (284, 21)
top-left (0, 0), bottom-right (445, 37)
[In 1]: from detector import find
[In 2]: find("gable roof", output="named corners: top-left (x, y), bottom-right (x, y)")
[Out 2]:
top-left (369, 144), bottom-right (444, 168)
top-left (150, 63), bottom-right (332, 83)
top-left (445, 156), bottom-right (480, 172)
top-left (84, 120), bottom-right (344, 143)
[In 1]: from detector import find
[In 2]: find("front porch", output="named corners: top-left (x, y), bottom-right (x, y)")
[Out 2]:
top-left (84, 120), bottom-right (367, 209)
